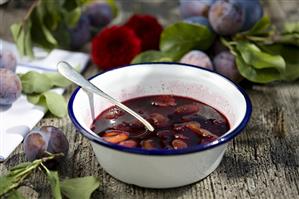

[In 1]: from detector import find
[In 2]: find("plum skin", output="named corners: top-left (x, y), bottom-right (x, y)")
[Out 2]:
top-left (183, 16), bottom-right (213, 31)
top-left (180, 50), bottom-right (213, 70)
top-left (0, 51), bottom-right (17, 72)
top-left (180, 0), bottom-right (216, 18)
top-left (23, 126), bottom-right (69, 161)
top-left (239, 0), bottom-right (263, 31)
top-left (84, 2), bottom-right (113, 28)
top-left (213, 51), bottom-right (243, 82)
top-left (0, 68), bottom-right (22, 105)
top-left (208, 0), bottom-right (245, 35)
top-left (69, 16), bottom-right (91, 50)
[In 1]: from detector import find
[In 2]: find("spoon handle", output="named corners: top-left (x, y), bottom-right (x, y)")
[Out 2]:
top-left (57, 61), bottom-right (154, 132)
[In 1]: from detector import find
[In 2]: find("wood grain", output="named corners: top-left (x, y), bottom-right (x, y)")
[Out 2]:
top-left (1, 0), bottom-right (299, 198)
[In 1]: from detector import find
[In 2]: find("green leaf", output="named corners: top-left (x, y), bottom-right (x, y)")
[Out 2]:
top-left (107, 0), bottom-right (118, 18)
top-left (27, 94), bottom-right (42, 104)
top-left (24, 21), bottom-right (34, 58)
top-left (10, 23), bottom-right (25, 55)
top-left (276, 33), bottom-right (299, 47)
top-left (10, 162), bottom-right (33, 172)
top-left (20, 71), bottom-right (52, 94)
top-left (235, 52), bottom-right (281, 83)
top-left (0, 176), bottom-right (15, 196)
top-left (45, 72), bottom-right (71, 87)
top-left (43, 91), bottom-right (67, 118)
top-left (51, 22), bottom-right (71, 49)
top-left (236, 42), bottom-right (286, 72)
top-left (30, 8), bottom-right (57, 50)
top-left (131, 51), bottom-right (174, 64)
top-left (46, 171), bottom-right (62, 199)
top-left (10, 23), bottom-right (26, 56)
top-left (7, 190), bottom-right (26, 199)
top-left (283, 22), bottom-right (299, 34)
top-left (63, 7), bottom-right (81, 28)
top-left (160, 22), bottom-right (215, 60)
top-left (246, 16), bottom-right (271, 35)
top-left (42, 0), bottom-right (62, 31)
top-left (60, 176), bottom-right (100, 199)
top-left (259, 44), bottom-right (299, 81)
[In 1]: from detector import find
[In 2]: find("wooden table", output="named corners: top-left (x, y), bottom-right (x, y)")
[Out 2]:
top-left (1, 0), bottom-right (299, 198)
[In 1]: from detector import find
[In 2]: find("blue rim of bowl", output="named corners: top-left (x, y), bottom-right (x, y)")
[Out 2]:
top-left (68, 62), bottom-right (252, 155)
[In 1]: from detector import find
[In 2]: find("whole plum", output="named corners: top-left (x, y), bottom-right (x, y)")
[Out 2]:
top-left (69, 16), bottom-right (91, 50)
top-left (0, 68), bottom-right (22, 105)
top-left (239, 0), bottom-right (263, 31)
top-left (0, 51), bottom-right (17, 72)
top-left (213, 51), bottom-right (243, 82)
top-left (180, 0), bottom-right (216, 18)
top-left (23, 126), bottom-right (69, 161)
top-left (208, 0), bottom-right (245, 35)
top-left (210, 38), bottom-right (228, 55)
top-left (180, 50), bottom-right (213, 70)
top-left (84, 2), bottom-right (113, 29)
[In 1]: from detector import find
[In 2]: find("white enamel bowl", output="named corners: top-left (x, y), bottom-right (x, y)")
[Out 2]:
top-left (68, 63), bottom-right (252, 188)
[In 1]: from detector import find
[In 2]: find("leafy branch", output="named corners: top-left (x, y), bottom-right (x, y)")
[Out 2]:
top-left (0, 153), bottom-right (100, 199)
top-left (10, 0), bottom-right (90, 58)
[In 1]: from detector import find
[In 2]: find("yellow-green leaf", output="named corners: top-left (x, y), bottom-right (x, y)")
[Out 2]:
top-left (20, 71), bottom-right (52, 94)
top-left (236, 42), bottom-right (286, 72)
top-left (43, 91), bottom-right (67, 118)
top-left (60, 176), bottom-right (100, 199)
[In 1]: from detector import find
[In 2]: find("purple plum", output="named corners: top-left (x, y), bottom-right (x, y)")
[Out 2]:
top-left (180, 0), bottom-right (216, 18)
top-left (180, 50), bottom-right (213, 70)
top-left (213, 51), bottom-right (243, 82)
top-left (0, 51), bottom-right (17, 72)
top-left (238, 0), bottom-right (263, 31)
top-left (208, 0), bottom-right (245, 35)
top-left (84, 2), bottom-right (113, 28)
top-left (23, 126), bottom-right (69, 161)
top-left (69, 16), bottom-right (91, 50)
top-left (0, 68), bottom-right (22, 105)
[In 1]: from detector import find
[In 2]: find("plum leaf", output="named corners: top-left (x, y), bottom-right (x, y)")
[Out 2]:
top-left (7, 190), bottom-right (25, 199)
top-left (43, 91), bottom-right (67, 118)
top-left (258, 44), bottom-right (299, 81)
top-left (45, 72), bottom-right (71, 87)
top-left (236, 42), bottom-right (286, 72)
top-left (20, 71), bottom-right (52, 94)
top-left (246, 16), bottom-right (271, 35)
top-left (131, 51), bottom-right (174, 64)
top-left (160, 22), bottom-right (215, 60)
top-left (46, 170), bottom-right (62, 199)
top-left (60, 176), bottom-right (100, 199)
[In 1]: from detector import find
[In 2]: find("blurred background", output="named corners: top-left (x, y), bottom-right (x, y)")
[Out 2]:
top-left (1, 0), bottom-right (298, 42)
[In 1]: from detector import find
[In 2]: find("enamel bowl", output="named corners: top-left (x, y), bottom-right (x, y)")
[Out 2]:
top-left (68, 63), bottom-right (251, 188)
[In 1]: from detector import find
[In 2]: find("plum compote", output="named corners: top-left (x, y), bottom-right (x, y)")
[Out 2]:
top-left (91, 95), bottom-right (229, 150)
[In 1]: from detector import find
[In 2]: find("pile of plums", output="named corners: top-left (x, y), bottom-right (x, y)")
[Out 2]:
top-left (69, 1), bottom-right (114, 49)
top-left (0, 51), bottom-right (22, 105)
top-left (179, 0), bottom-right (263, 82)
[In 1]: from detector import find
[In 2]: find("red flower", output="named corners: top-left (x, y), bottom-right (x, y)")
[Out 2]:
top-left (91, 26), bottom-right (141, 70)
top-left (124, 14), bottom-right (163, 51)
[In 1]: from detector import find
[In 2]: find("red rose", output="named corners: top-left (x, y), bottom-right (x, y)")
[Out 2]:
top-left (91, 26), bottom-right (141, 70)
top-left (124, 14), bottom-right (163, 51)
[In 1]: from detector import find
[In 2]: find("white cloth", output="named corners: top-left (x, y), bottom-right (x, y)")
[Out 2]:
top-left (0, 40), bottom-right (89, 161)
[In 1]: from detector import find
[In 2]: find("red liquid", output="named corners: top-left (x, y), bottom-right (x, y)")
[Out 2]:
top-left (91, 95), bottom-right (230, 150)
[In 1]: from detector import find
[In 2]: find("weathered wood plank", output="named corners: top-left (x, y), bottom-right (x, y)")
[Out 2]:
top-left (0, 0), bottom-right (299, 198)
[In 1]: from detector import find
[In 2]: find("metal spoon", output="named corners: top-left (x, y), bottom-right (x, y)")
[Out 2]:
top-left (57, 61), bottom-right (155, 132)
